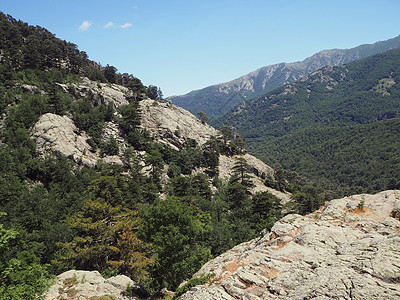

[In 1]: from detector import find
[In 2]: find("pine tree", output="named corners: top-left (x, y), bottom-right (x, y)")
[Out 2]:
top-left (53, 177), bottom-right (152, 280)
top-left (197, 111), bottom-right (209, 124)
top-left (231, 157), bottom-right (254, 190)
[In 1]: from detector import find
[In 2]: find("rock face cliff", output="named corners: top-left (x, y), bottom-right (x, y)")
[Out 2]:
top-left (30, 77), bottom-right (132, 166)
top-left (180, 190), bottom-right (400, 299)
top-left (32, 113), bottom-right (124, 167)
top-left (139, 99), bottom-right (283, 198)
top-left (30, 77), bottom-right (220, 161)
top-left (170, 35), bottom-right (400, 119)
top-left (139, 98), bottom-right (219, 149)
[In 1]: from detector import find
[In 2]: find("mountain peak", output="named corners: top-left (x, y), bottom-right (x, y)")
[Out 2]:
top-left (170, 35), bottom-right (400, 119)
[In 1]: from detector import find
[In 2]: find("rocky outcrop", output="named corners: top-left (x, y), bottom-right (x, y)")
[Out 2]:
top-left (140, 99), bottom-right (218, 149)
top-left (29, 76), bottom-right (133, 167)
top-left (19, 83), bottom-right (45, 95)
top-left (56, 77), bottom-right (130, 107)
top-left (139, 99), bottom-right (285, 193)
top-left (32, 113), bottom-right (95, 164)
top-left (218, 154), bottom-right (290, 203)
top-left (180, 190), bottom-right (400, 299)
top-left (30, 80), bottom-right (285, 200)
top-left (45, 270), bottom-right (148, 299)
top-left (31, 113), bottom-right (123, 167)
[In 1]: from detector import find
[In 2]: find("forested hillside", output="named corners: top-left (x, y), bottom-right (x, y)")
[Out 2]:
top-left (213, 48), bottom-right (400, 196)
top-left (170, 35), bottom-right (400, 119)
top-left (0, 12), bottom-right (326, 298)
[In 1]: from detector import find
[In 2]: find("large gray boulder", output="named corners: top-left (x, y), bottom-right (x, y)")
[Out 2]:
top-left (180, 190), bottom-right (400, 299)
top-left (45, 270), bottom-right (146, 299)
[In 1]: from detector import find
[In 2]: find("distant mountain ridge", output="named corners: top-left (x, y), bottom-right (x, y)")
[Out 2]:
top-left (169, 35), bottom-right (400, 119)
top-left (213, 48), bottom-right (400, 195)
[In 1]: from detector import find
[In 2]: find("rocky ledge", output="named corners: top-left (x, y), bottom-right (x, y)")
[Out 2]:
top-left (180, 190), bottom-right (400, 299)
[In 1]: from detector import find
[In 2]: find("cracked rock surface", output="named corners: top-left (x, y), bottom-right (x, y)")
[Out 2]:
top-left (180, 190), bottom-right (400, 299)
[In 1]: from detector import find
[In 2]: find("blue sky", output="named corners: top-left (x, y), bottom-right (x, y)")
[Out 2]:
top-left (2, 0), bottom-right (400, 96)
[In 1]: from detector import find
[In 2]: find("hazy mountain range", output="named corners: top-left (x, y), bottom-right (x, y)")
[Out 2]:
top-left (169, 35), bottom-right (400, 119)
top-left (213, 47), bottom-right (400, 194)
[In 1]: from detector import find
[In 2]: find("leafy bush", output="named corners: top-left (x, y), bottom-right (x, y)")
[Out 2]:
top-left (0, 214), bottom-right (51, 300)
top-left (139, 197), bottom-right (212, 291)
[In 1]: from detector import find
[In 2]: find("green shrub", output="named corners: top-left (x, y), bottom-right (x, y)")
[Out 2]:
top-left (172, 273), bottom-right (214, 299)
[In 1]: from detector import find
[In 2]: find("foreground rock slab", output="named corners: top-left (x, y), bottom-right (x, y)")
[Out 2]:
top-left (45, 270), bottom-right (147, 299)
top-left (180, 190), bottom-right (400, 299)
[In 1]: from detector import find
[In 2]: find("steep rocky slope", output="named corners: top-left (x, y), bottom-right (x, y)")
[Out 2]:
top-left (217, 154), bottom-right (289, 203)
top-left (32, 113), bottom-right (124, 166)
top-left (170, 35), bottom-right (400, 119)
top-left (30, 77), bottom-right (283, 198)
top-left (30, 77), bottom-right (219, 161)
top-left (180, 190), bottom-right (400, 299)
top-left (30, 77), bottom-right (132, 166)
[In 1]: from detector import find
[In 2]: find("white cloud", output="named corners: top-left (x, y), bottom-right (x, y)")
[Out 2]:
top-left (101, 21), bottom-right (133, 30)
top-left (120, 23), bottom-right (133, 29)
top-left (104, 21), bottom-right (115, 29)
top-left (79, 20), bottom-right (92, 32)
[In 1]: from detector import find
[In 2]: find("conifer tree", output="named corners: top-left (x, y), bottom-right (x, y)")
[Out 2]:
top-left (231, 157), bottom-right (254, 190)
top-left (53, 177), bottom-right (152, 281)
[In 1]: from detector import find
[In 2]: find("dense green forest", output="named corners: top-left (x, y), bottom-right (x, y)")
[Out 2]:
top-left (213, 48), bottom-right (400, 196)
top-left (0, 12), bottom-right (326, 298)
